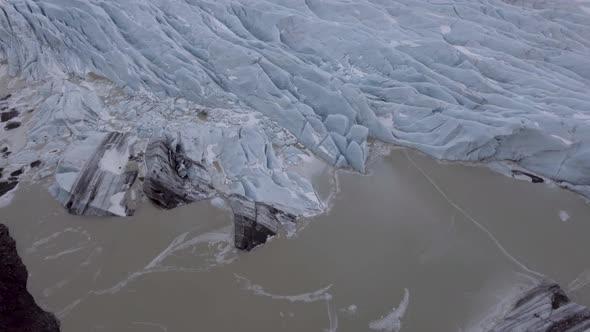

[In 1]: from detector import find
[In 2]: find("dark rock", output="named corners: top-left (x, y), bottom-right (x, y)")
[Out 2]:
top-left (0, 94), bottom-right (11, 101)
top-left (10, 168), bottom-right (23, 177)
top-left (0, 181), bottom-right (18, 198)
top-left (0, 224), bottom-right (60, 332)
top-left (432, 106), bottom-right (444, 114)
top-left (228, 194), bottom-right (296, 251)
top-left (512, 170), bottom-right (544, 183)
top-left (29, 160), bottom-right (42, 168)
top-left (490, 282), bottom-right (590, 332)
top-left (0, 109), bottom-right (19, 123)
top-left (0, 168), bottom-right (3, 178)
top-left (143, 136), bottom-right (215, 209)
top-left (4, 121), bottom-right (21, 130)
top-left (128, 151), bottom-right (144, 162)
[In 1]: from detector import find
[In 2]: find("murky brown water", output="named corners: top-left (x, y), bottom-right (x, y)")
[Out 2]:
top-left (2, 148), bottom-right (590, 332)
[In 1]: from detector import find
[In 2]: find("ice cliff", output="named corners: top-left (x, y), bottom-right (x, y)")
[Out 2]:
top-left (1, 0), bottom-right (590, 244)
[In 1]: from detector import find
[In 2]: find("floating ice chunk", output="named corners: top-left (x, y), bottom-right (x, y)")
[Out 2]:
top-left (341, 304), bottom-right (358, 315)
top-left (369, 289), bottom-right (410, 332)
top-left (235, 274), bottom-right (332, 303)
top-left (559, 210), bottom-right (570, 222)
top-left (51, 132), bottom-right (139, 216)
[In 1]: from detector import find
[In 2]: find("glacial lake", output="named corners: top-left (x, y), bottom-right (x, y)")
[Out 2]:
top-left (3, 147), bottom-right (590, 332)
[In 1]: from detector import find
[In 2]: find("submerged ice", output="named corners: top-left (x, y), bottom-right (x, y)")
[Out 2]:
top-left (1, 0), bottom-right (590, 246)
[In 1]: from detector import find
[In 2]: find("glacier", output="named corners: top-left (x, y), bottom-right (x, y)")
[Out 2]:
top-left (0, 0), bottom-right (590, 242)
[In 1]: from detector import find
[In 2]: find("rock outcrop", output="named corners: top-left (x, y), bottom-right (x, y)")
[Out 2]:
top-left (143, 135), bottom-right (215, 209)
top-left (0, 224), bottom-right (60, 332)
top-left (228, 195), bottom-right (296, 251)
top-left (51, 131), bottom-right (139, 216)
top-left (4, 121), bottom-right (20, 130)
top-left (490, 282), bottom-right (590, 332)
top-left (512, 170), bottom-right (545, 184)
top-left (0, 109), bottom-right (18, 123)
top-left (0, 181), bottom-right (18, 199)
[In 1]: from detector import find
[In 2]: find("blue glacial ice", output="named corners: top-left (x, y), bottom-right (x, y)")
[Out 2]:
top-left (1, 0), bottom-right (590, 215)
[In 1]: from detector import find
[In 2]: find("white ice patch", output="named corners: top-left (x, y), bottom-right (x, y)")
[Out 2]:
top-left (559, 210), bottom-right (570, 222)
top-left (26, 228), bottom-right (91, 253)
top-left (378, 113), bottom-right (395, 131)
top-left (95, 227), bottom-right (235, 295)
top-left (551, 135), bottom-right (573, 146)
top-left (400, 40), bottom-right (420, 47)
top-left (235, 274), bottom-right (337, 331)
top-left (108, 192), bottom-right (127, 216)
top-left (573, 113), bottom-right (590, 121)
top-left (210, 197), bottom-right (226, 209)
top-left (44, 245), bottom-right (87, 260)
top-left (325, 296), bottom-right (338, 332)
top-left (341, 304), bottom-right (358, 315)
top-left (440, 25), bottom-right (451, 34)
top-left (454, 46), bottom-right (486, 60)
top-left (369, 289), bottom-right (409, 332)
top-left (99, 146), bottom-right (129, 175)
top-left (205, 144), bottom-right (219, 164)
top-left (350, 66), bottom-right (368, 78)
top-left (235, 274), bottom-right (332, 303)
